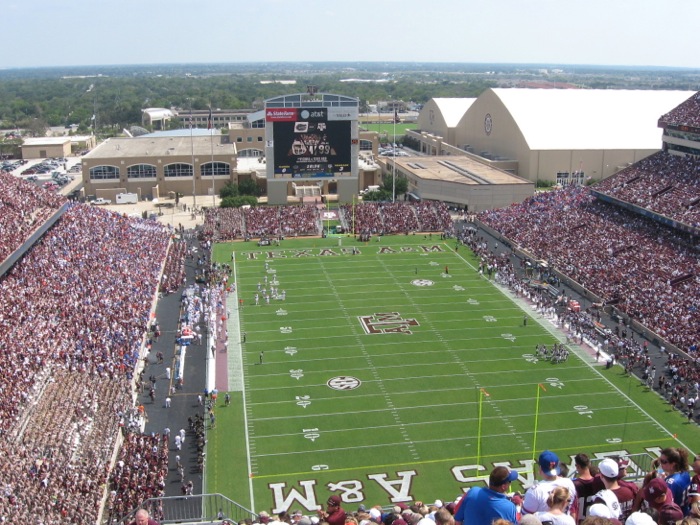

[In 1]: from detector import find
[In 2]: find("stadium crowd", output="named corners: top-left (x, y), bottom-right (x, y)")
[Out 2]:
top-left (413, 201), bottom-right (454, 233)
top-left (659, 91), bottom-right (700, 129)
top-left (106, 432), bottom-right (169, 523)
top-left (278, 204), bottom-right (321, 236)
top-left (594, 151), bottom-right (700, 228)
top-left (380, 202), bottom-right (421, 233)
top-left (0, 201), bottom-right (172, 524)
top-left (201, 208), bottom-right (244, 242)
top-left (199, 202), bottom-right (454, 244)
top-left (478, 186), bottom-right (699, 353)
top-left (244, 206), bottom-right (294, 238)
top-left (338, 201), bottom-right (453, 236)
top-left (0, 171), bottom-right (66, 262)
top-left (160, 238), bottom-right (188, 294)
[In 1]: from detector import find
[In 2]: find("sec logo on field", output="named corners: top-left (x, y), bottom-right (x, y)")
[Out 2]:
top-left (327, 376), bottom-right (362, 391)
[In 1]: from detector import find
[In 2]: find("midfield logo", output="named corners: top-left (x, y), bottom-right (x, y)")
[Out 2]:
top-left (358, 312), bottom-right (419, 335)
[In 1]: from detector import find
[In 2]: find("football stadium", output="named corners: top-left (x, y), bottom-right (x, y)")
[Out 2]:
top-left (0, 90), bottom-right (699, 525)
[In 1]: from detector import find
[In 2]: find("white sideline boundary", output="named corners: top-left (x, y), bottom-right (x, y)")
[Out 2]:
top-left (229, 252), bottom-right (256, 512)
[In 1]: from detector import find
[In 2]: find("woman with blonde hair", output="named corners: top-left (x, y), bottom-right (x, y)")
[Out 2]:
top-left (535, 486), bottom-right (576, 525)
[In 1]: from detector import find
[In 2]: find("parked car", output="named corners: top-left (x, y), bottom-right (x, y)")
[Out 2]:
top-left (91, 198), bottom-right (112, 205)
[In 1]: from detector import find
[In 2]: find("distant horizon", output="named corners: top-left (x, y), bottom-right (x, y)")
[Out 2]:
top-left (2, 60), bottom-right (700, 73)
top-left (4, 0), bottom-right (700, 70)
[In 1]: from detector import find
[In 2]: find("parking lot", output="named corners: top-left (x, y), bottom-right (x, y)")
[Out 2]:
top-left (2, 157), bottom-right (83, 197)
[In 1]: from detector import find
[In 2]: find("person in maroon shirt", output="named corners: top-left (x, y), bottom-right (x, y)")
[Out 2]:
top-left (317, 495), bottom-right (346, 525)
top-left (573, 453), bottom-right (598, 519)
top-left (575, 457), bottom-right (639, 521)
top-left (688, 454), bottom-right (700, 507)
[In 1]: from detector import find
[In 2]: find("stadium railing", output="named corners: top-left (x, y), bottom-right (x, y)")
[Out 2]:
top-left (590, 452), bottom-right (655, 483)
top-left (116, 494), bottom-right (256, 525)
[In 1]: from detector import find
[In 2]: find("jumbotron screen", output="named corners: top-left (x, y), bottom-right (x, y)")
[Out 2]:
top-left (268, 108), bottom-right (352, 178)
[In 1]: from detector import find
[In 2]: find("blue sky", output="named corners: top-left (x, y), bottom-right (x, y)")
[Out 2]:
top-left (4, 0), bottom-right (699, 69)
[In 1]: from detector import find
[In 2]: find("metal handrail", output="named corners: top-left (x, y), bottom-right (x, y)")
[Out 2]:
top-left (114, 493), bottom-right (256, 525)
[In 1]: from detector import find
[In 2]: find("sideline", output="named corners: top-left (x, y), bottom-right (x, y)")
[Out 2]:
top-left (226, 283), bottom-right (245, 392)
top-left (450, 243), bottom-right (697, 456)
top-left (230, 252), bottom-right (256, 512)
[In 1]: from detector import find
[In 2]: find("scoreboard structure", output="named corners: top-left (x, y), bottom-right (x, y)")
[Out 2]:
top-left (264, 93), bottom-right (359, 205)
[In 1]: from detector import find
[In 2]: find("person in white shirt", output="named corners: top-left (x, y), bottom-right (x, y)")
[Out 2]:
top-left (523, 450), bottom-right (578, 521)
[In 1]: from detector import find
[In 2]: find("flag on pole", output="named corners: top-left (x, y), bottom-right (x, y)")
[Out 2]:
top-left (207, 106), bottom-right (213, 130)
top-left (394, 108), bottom-right (400, 124)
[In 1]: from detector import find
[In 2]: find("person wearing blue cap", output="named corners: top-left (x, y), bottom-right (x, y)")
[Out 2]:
top-left (453, 466), bottom-right (518, 525)
top-left (522, 450), bottom-right (578, 521)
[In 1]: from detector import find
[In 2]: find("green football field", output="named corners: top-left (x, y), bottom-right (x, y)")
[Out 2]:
top-left (206, 236), bottom-right (700, 513)
top-left (359, 123), bottom-right (416, 138)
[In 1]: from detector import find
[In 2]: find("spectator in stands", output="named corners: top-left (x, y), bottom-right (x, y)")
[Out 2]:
top-left (453, 465), bottom-right (518, 525)
top-left (523, 450), bottom-right (578, 521)
top-left (317, 495), bottom-right (346, 525)
top-left (655, 447), bottom-right (691, 511)
top-left (130, 508), bottom-right (160, 525)
top-left (623, 512), bottom-right (655, 525)
top-left (573, 453), bottom-right (598, 519)
top-left (535, 486), bottom-right (576, 525)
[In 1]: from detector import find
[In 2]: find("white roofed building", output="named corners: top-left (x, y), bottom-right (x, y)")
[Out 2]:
top-left (409, 88), bottom-right (695, 184)
top-left (141, 108), bottom-right (176, 130)
top-left (414, 98), bottom-right (476, 151)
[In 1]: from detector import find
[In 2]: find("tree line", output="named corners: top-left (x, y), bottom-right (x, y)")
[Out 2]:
top-left (0, 69), bottom-right (495, 136)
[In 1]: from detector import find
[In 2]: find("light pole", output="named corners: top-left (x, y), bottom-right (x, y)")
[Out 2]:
top-left (188, 100), bottom-right (197, 210)
top-left (392, 106), bottom-right (397, 202)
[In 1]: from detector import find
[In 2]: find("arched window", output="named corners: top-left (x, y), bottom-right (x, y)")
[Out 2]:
top-left (164, 163), bottom-right (193, 178)
top-left (201, 162), bottom-right (231, 176)
top-left (89, 165), bottom-right (120, 180)
top-left (238, 149), bottom-right (264, 158)
top-left (127, 164), bottom-right (157, 179)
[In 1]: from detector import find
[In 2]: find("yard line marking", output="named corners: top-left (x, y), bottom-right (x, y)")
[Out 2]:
top-left (249, 419), bottom-right (663, 462)
top-left (392, 254), bottom-right (521, 453)
top-left (248, 402), bottom-right (649, 431)
top-left (318, 256), bottom-right (420, 460)
top-left (250, 432), bottom-right (671, 481)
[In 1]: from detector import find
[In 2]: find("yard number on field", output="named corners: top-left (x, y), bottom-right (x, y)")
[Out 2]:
top-left (546, 377), bottom-right (565, 389)
top-left (296, 395), bottom-right (311, 408)
top-left (304, 428), bottom-right (320, 441)
top-left (574, 405), bottom-right (593, 417)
